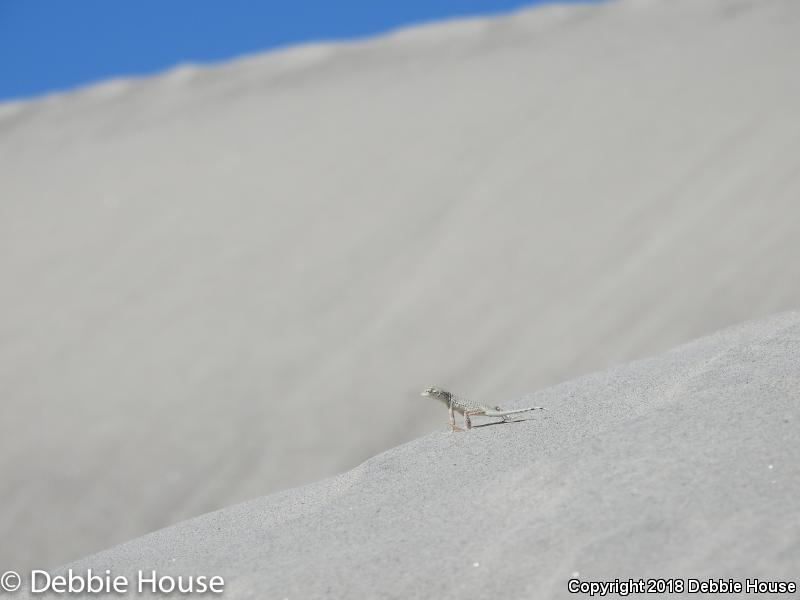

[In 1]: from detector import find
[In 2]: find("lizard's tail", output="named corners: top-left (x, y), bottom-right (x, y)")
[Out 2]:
top-left (505, 406), bottom-right (546, 415)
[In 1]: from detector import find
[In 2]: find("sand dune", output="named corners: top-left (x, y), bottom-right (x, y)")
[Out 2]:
top-left (2, 0), bottom-right (800, 570)
top-left (21, 312), bottom-right (800, 598)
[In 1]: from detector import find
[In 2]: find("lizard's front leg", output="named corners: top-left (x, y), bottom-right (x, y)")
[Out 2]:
top-left (464, 411), bottom-right (473, 430)
top-left (449, 399), bottom-right (463, 432)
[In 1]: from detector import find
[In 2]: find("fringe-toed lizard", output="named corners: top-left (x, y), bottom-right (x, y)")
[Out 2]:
top-left (421, 386), bottom-right (545, 431)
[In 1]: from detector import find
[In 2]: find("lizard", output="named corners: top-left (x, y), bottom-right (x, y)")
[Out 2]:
top-left (421, 386), bottom-right (545, 431)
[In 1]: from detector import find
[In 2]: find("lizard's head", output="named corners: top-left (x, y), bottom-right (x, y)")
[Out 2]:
top-left (421, 386), bottom-right (447, 399)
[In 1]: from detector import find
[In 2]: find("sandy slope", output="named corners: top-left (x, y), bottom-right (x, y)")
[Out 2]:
top-left (1, 0), bottom-right (799, 570)
top-left (21, 311), bottom-right (800, 599)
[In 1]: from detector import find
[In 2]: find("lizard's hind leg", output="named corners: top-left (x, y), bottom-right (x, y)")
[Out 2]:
top-left (464, 411), bottom-right (480, 430)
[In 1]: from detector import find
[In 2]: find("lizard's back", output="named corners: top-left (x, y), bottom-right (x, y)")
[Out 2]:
top-left (447, 392), bottom-right (490, 414)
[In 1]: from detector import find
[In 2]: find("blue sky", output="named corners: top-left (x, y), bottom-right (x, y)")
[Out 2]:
top-left (0, 0), bottom-right (596, 102)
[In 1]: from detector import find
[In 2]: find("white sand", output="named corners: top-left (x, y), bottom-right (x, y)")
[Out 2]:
top-left (21, 311), bottom-right (800, 598)
top-left (1, 0), bottom-right (799, 571)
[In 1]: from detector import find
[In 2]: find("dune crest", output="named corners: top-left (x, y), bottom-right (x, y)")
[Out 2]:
top-left (23, 311), bottom-right (800, 599)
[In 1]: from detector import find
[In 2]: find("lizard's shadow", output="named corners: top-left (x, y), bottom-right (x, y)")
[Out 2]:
top-left (473, 417), bottom-right (536, 429)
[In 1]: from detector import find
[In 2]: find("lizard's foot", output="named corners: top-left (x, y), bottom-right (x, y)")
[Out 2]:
top-left (449, 423), bottom-right (464, 432)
